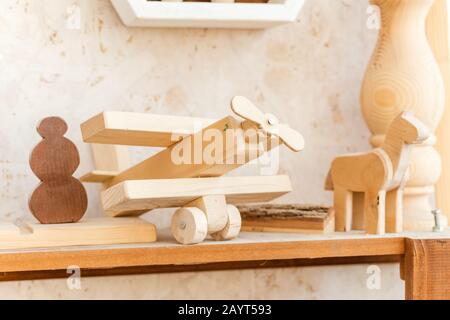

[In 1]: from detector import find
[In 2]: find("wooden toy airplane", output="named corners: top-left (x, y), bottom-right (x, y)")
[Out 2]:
top-left (80, 96), bottom-right (304, 244)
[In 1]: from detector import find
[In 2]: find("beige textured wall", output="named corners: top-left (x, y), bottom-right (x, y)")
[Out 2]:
top-left (0, 0), bottom-right (404, 299)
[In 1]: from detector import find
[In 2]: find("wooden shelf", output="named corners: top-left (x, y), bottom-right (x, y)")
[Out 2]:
top-left (1, 229), bottom-right (449, 282)
top-left (110, 0), bottom-right (305, 29)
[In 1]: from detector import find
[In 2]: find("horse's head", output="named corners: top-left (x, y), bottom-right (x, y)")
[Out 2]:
top-left (394, 111), bottom-right (430, 144)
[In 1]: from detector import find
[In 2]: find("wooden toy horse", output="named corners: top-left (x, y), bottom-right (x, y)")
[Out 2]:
top-left (325, 112), bottom-right (430, 234)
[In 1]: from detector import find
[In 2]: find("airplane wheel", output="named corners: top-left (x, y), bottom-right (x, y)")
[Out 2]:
top-left (171, 207), bottom-right (208, 245)
top-left (211, 205), bottom-right (242, 241)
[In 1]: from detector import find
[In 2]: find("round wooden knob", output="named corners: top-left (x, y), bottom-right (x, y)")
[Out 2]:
top-left (171, 207), bottom-right (208, 245)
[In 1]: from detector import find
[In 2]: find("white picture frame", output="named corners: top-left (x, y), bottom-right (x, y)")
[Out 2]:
top-left (110, 0), bottom-right (305, 29)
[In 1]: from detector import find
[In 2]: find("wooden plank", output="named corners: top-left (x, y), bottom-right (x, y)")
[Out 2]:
top-left (0, 255), bottom-right (402, 282)
top-left (0, 218), bottom-right (157, 250)
top-left (403, 238), bottom-right (450, 300)
top-left (428, 0), bottom-right (450, 223)
top-left (80, 170), bottom-right (120, 183)
top-left (0, 234), bottom-right (406, 274)
top-left (101, 175), bottom-right (292, 216)
top-left (239, 204), bottom-right (335, 234)
top-left (81, 111), bottom-right (215, 147)
top-left (104, 116), bottom-right (276, 188)
top-left (80, 144), bottom-right (130, 183)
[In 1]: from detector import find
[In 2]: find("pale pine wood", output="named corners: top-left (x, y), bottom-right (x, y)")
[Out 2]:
top-left (0, 218), bottom-right (156, 250)
top-left (80, 144), bottom-right (130, 183)
top-left (81, 111), bottom-right (215, 147)
top-left (171, 207), bottom-right (208, 245)
top-left (428, 0), bottom-right (450, 224)
top-left (101, 175), bottom-right (292, 216)
top-left (185, 195), bottom-right (228, 233)
top-left (231, 96), bottom-right (305, 152)
top-left (361, 0), bottom-right (445, 232)
top-left (211, 205), bottom-right (242, 240)
top-left (103, 116), bottom-right (277, 190)
top-left (326, 113), bottom-right (430, 234)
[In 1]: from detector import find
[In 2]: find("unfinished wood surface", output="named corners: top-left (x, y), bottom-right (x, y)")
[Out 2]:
top-left (185, 195), bottom-right (228, 233)
top-left (429, 0), bottom-right (450, 224)
top-left (239, 204), bottom-right (335, 234)
top-left (171, 207), bottom-right (208, 245)
top-left (103, 116), bottom-right (276, 190)
top-left (231, 96), bottom-right (305, 152)
top-left (211, 204), bottom-right (242, 240)
top-left (29, 117), bottom-right (87, 224)
top-left (361, 0), bottom-right (445, 232)
top-left (326, 112), bottom-right (430, 235)
top-left (403, 238), bottom-right (450, 300)
top-left (101, 175), bottom-right (292, 216)
top-left (81, 111), bottom-right (215, 147)
top-left (0, 231), bottom-right (409, 275)
top-left (0, 218), bottom-right (156, 250)
top-left (80, 144), bottom-right (131, 183)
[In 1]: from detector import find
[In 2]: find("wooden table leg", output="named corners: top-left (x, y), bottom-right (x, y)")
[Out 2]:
top-left (401, 238), bottom-right (450, 300)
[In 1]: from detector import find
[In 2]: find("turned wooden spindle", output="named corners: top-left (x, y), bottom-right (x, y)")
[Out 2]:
top-left (361, 0), bottom-right (447, 231)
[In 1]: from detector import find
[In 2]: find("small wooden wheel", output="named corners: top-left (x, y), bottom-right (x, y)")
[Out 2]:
top-left (211, 205), bottom-right (242, 241)
top-left (171, 207), bottom-right (208, 245)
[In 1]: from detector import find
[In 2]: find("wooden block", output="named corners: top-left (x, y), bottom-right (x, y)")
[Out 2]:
top-left (29, 117), bottom-right (88, 224)
top-left (81, 111), bottom-right (215, 147)
top-left (105, 116), bottom-right (277, 189)
top-left (239, 204), bottom-right (335, 234)
top-left (101, 175), bottom-right (292, 216)
top-left (81, 144), bottom-right (130, 184)
top-left (0, 218), bottom-right (157, 250)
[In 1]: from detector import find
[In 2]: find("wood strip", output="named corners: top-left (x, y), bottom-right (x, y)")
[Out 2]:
top-left (81, 111), bottom-right (215, 147)
top-left (101, 175), bottom-right (292, 216)
top-left (0, 237), bottom-right (405, 274)
top-left (403, 238), bottom-right (450, 300)
top-left (428, 0), bottom-right (450, 222)
top-left (104, 116), bottom-right (277, 189)
top-left (0, 255), bottom-right (402, 282)
top-left (0, 218), bottom-right (157, 250)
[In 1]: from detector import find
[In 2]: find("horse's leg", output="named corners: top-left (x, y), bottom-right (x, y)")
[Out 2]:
top-left (386, 188), bottom-right (403, 233)
top-left (334, 185), bottom-right (353, 232)
top-left (364, 190), bottom-right (386, 235)
top-left (352, 192), bottom-right (365, 230)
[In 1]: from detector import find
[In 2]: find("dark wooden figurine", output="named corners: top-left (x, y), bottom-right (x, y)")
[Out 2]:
top-left (29, 117), bottom-right (87, 224)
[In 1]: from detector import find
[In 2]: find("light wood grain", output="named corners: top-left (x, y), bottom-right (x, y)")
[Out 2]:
top-left (80, 144), bottom-right (130, 183)
top-left (361, 0), bottom-right (445, 231)
top-left (101, 175), bottom-right (292, 216)
top-left (326, 112), bottom-right (429, 234)
top-left (81, 111), bottom-right (215, 147)
top-left (0, 218), bottom-right (156, 250)
top-left (429, 0), bottom-right (450, 223)
top-left (103, 116), bottom-right (276, 191)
